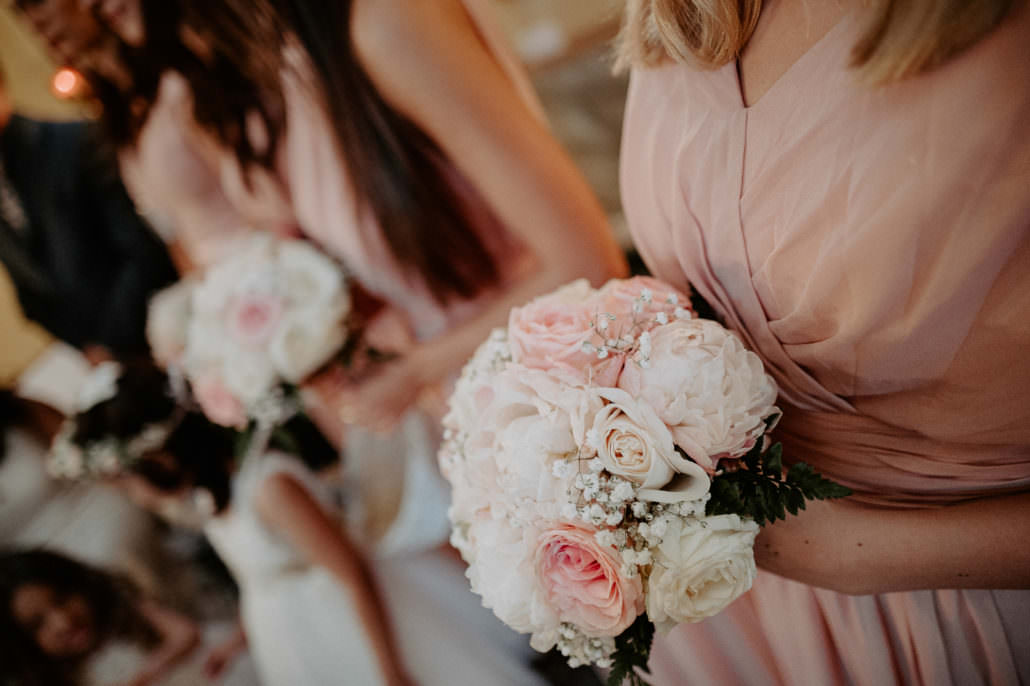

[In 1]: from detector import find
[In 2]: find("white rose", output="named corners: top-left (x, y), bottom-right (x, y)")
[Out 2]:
top-left (493, 409), bottom-right (579, 521)
top-left (268, 315), bottom-right (348, 383)
top-left (220, 347), bottom-right (279, 407)
top-left (146, 280), bottom-right (195, 366)
top-left (618, 319), bottom-right (779, 470)
top-left (646, 514), bottom-right (759, 631)
top-left (191, 234), bottom-right (276, 317)
top-left (464, 517), bottom-right (561, 651)
top-left (277, 239), bottom-right (348, 310)
top-left (589, 388), bottom-right (710, 502)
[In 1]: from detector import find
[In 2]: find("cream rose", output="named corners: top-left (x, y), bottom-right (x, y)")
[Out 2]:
top-left (589, 388), bottom-right (710, 502)
top-left (618, 319), bottom-right (779, 470)
top-left (268, 316), bottom-right (347, 383)
top-left (146, 280), bottom-right (195, 366)
top-left (646, 514), bottom-right (759, 631)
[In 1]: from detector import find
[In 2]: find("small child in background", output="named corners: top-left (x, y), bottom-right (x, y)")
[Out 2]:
top-left (0, 549), bottom-right (198, 686)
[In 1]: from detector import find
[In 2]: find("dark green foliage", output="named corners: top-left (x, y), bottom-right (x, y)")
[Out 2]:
top-left (607, 615), bottom-right (655, 686)
top-left (706, 440), bottom-right (852, 526)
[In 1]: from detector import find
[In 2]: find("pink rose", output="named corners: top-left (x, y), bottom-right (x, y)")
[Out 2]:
top-left (228, 293), bottom-right (285, 346)
top-left (595, 277), bottom-right (692, 331)
top-left (536, 523), bottom-right (643, 637)
top-left (508, 280), bottom-right (623, 386)
top-left (193, 375), bottom-right (248, 429)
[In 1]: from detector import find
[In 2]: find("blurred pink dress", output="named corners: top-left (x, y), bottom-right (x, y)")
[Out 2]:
top-left (119, 72), bottom-right (266, 269)
top-left (620, 7), bottom-right (1030, 686)
top-left (219, 0), bottom-right (540, 342)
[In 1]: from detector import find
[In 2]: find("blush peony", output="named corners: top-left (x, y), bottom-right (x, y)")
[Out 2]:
top-left (618, 319), bottom-right (778, 470)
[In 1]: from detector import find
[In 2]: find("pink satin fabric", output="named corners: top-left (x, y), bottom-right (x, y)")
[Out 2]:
top-left (620, 5), bottom-right (1030, 684)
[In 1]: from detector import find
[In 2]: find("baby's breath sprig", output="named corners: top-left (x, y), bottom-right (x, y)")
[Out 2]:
top-left (580, 288), bottom-right (691, 369)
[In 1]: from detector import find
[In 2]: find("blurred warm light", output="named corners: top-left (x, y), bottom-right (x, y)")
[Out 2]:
top-left (51, 67), bottom-right (83, 99)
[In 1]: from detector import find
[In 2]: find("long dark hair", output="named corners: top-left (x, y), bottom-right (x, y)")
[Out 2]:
top-left (91, 0), bottom-right (503, 303)
top-left (0, 549), bottom-right (157, 686)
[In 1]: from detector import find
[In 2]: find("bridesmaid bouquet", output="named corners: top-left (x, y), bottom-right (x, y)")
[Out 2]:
top-left (146, 233), bottom-right (351, 429)
top-left (439, 277), bottom-right (849, 684)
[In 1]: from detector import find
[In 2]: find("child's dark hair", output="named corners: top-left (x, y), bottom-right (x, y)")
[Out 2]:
top-left (71, 360), bottom-right (338, 512)
top-left (71, 359), bottom-right (177, 447)
top-left (0, 390), bottom-right (23, 467)
top-left (0, 549), bottom-right (157, 686)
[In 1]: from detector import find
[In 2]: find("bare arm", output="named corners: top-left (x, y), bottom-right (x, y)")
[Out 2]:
top-left (120, 601), bottom-right (200, 686)
top-left (756, 491), bottom-right (1030, 595)
top-left (254, 472), bottom-right (410, 685)
top-left (203, 619), bottom-right (248, 680)
top-left (330, 0), bottom-right (626, 428)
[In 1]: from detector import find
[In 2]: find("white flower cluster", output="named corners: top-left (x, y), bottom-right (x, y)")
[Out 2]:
top-left (46, 362), bottom-right (183, 481)
top-left (581, 289), bottom-right (691, 368)
top-left (556, 624), bottom-right (617, 669)
top-left (147, 233), bottom-right (352, 428)
top-left (560, 454), bottom-right (710, 578)
top-left (47, 416), bottom-right (181, 481)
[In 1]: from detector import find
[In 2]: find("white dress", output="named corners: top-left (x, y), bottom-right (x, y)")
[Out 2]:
top-left (204, 453), bottom-right (387, 686)
top-left (205, 452), bottom-right (547, 686)
top-left (0, 427), bottom-right (157, 582)
top-left (85, 624), bottom-right (261, 686)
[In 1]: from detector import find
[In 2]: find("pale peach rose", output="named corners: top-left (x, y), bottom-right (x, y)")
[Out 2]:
top-left (618, 319), bottom-right (778, 470)
top-left (595, 276), bottom-right (692, 326)
top-left (588, 388), bottom-right (710, 502)
top-left (508, 280), bottom-right (623, 386)
top-left (228, 293), bottom-right (285, 345)
top-left (193, 375), bottom-right (248, 429)
top-left (536, 523), bottom-right (644, 637)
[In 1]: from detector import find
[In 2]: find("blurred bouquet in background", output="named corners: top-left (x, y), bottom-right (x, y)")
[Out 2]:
top-left (147, 233), bottom-right (351, 429)
top-left (439, 276), bottom-right (849, 684)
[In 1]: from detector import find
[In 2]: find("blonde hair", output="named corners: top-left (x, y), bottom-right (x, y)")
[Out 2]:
top-left (615, 0), bottom-right (1022, 83)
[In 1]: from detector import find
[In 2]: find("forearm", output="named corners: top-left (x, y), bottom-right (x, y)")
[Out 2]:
top-left (318, 534), bottom-right (405, 681)
top-left (257, 475), bottom-right (408, 683)
top-left (132, 603), bottom-right (200, 685)
top-left (756, 492), bottom-right (1030, 595)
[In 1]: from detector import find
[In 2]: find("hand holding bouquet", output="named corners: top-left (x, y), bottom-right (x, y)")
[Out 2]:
top-left (147, 233), bottom-right (351, 428)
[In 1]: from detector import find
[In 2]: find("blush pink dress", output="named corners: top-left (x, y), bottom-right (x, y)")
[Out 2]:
top-left (620, 7), bottom-right (1030, 686)
top-left (218, 0), bottom-right (541, 344)
top-left (118, 72), bottom-right (268, 270)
